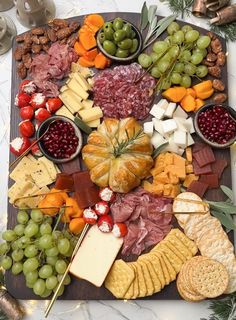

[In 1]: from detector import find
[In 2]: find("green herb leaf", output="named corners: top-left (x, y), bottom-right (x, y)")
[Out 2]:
top-left (148, 5), bottom-right (157, 24)
top-left (152, 142), bottom-right (168, 159)
top-left (211, 209), bottom-right (236, 230)
top-left (163, 0), bottom-right (194, 18)
top-left (210, 22), bottom-right (236, 42)
top-left (220, 185), bottom-right (234, 203)
top-left (140, 1), bottom-right (149, 31)
top-left (207, 201), bottom-right (236, 214)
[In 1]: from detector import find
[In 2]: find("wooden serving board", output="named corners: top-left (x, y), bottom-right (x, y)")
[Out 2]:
top-left (6, 12), bottom-right (233, 300)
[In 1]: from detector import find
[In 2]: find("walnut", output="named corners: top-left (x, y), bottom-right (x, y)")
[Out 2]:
top-left (206, 53), bottom-right (217, 62)
top-left (31, 35), bottom-right (40, 44)
top-left (212, 79), bottom-right (225, 92)
top-left (211, 38), bottom-right (222, 54)
top-left (22, 53), bottom-right (32, 69)
top-left (208, 66), bottom-right (222, 78)
top-left (17, 62), bottom-right (27, 79)
top-left (31, 27), bottom-right (45, 35)
top-left (14, 47), bottom-right (23, 61)
top-left (39, 36), bottom-right (49, 45)
top-left (69, 21), bottom-right (80, 32)
top-left (31, 44), bottom-right (42, 54)
top-left (56, 27), bottom-right (71, 40)
top-left (213, 93), bottom-right (227, 104)
top-left (47, 28), bottom-right (57, 42)
top-left (216, 52), bottom-right (226, 67)
top-left (202, 59), bottom-right (215, 67)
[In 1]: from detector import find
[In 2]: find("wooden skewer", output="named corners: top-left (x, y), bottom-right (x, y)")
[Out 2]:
top-left (45, 223), bottom-right (90, 318)
top-left (174, 197), bottom-right (209, 208)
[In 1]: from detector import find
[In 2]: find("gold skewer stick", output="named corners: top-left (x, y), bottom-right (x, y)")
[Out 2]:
top-left (45, 223), bottom-right (90, 318)
top-left (156, 211), bottom-right (209, 215)
top-left (174, 198), bottom-right (209, 208)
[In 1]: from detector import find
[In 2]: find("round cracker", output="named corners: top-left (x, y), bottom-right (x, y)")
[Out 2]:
top-left (189, 258), bottom-right (229, 298)
top-left (177, 272), bottom-right (204, 302)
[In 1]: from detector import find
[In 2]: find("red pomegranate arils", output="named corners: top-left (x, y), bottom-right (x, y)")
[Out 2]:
top-left (211, 158), bottom-right (228, 179)
top-left (199, 173), bottom-right (219, 189)
top-left (193, 146), bottom-right (215, 168)
top-left (187, 180), bottom-right (209, 198)
top-left (193, 159), bottom-right (212, 175)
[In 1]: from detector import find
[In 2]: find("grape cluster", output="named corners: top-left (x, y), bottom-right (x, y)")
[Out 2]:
top-left (138, 22), bottom-right (211, 89)
top-left (0, 209), bottom-right (76, 298)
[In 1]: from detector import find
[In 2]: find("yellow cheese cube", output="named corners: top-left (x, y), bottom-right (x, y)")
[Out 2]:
top-left (86, 118), bottom-right (100, 127)
top-left (79, 107), bottom-right (103, 122)
top-left (74, 72), bottom-right (91, 91)
top-left (82, 99), bottom-right (94, 109)
top-left (55, 105), bottom-right (74, 120)
top-left (59, 90), bottom-right (83, 113)
top-left (67, 78), bottom-right (89, 100)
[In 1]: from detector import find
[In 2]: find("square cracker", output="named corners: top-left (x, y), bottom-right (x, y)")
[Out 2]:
top-left (162, 240), bottom-right (187, 263)
top-left (123, 263), bottom-right (134, 300)
top-left (140, 253), bottom-right (165, 288)
top-left (105, 260), bottom-right (134, 298)
top-left (149, 252), bottom-right (171, 285)
top-left (140, 258), bottom-right (162, 293)
top-left (9, 156), bottom-right (34, 181)
top-left (135, 262), bottom-right (147, 298)
top-left (129, 263), bottom-right (139, 299)
top-left (31, 162), bottom-right (53, 188)
top-left (164, 234), bottom-right (193, 260)
top-left (153, 243), bottom-right (183, 273)
top-left (138, 260), bottom-right (154, 296)
top-left (158, 251), bottom-right (177, 282)
top-left (168, 229), bottom-right (197, 255)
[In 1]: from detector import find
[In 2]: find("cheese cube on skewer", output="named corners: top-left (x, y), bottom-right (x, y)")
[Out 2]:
top-left (143, 121), bottom-right (153, 136)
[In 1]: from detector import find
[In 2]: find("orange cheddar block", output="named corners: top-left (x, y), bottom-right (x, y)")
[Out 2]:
top-left (163, 184), bottom-right (173, 196)
top-left (186, 164), bottom-right (193, 174)
top-left (185, 147), bottom-right (192, 163)
top-left (168, 172), bottom-right (179, 184)
top-left (143, 180), bottom-right (164, 195)
top-left (183, 174), bottom-right (199, 188)
top-left (153, 172), bottom-right (170, 184)
top-left (173, 154), bottom-right (186, 180)
top-left (164, 152), bottom-right (174, 165)
top-left (170, 184), bottom-right (180, 198)
top-left (150, 165), bottom-right (165, 176)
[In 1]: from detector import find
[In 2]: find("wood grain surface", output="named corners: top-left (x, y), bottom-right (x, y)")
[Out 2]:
top-left (6, 12), bottom-right (233, 300)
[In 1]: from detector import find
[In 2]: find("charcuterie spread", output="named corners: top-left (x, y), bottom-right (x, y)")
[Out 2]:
top-left (2, 8), bottom-right (236, 306)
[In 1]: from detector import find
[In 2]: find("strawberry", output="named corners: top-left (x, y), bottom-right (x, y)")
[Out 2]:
top-left (83, 208), bottom-right (98, 225)
top-left (97, 215), bottom-right (113, 233)
top-left (46, 98), bottom-right (63, 113)
top-left (94, 201), bottom-right (110, 216)
top-left (30, 93), bottom-right (47, 109)
top-left (10, 137), bottom-right (31, 156)
top-left (19, 120), bottom-right (35, 137)
top-left (19, 105), bottom-right (34, 120)
top-left (15, 92), bottom-right (31, 108)
top-left (112, 223), bottom-right (128, 238)
top-left (35, 108), bottom-right (51, 122)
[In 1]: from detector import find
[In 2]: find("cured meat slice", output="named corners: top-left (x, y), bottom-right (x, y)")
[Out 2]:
top-left (192, 142), bottom-right (206, 153)
top-left (55, 173), bottom-right (74, 191)
top-left (193, 159), bottom-right (212, 175)
top-left (187, 180), bottom-right (208, 198)
top-left (193, 146), bottom-right (215, 167)
top-left (199, 173), bottom-right (219, 189)
top-left (211, 158), bottom-right (228, 179)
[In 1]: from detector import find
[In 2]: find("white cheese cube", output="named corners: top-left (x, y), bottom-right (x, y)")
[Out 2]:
top-left (143, 121), bottom-right (153, 137)
top-left (178, 148), bottom-right (185, 156)
top-left (164, 102), bottom-right (176, 118)
top-left (162, 119), bottom-right (177, 134)
top-left (162, 135), bottom-right (179, 154)
top-left (150, 104), bottom-right (165, 119)
top-left (155, 99), bottom-right (169, 110)
top-left (173, 130), bottom-right (187, 148)
top-left (173, 105), bottom-right (188, 119)
top-left (174, 117), bottom-right (187, 132)
top-left (152, 118), bottom-right (164, 135)
top-left (151, 132), bottom-right (167, 149)
top-left (187, 133), bottom-right (195, 146)
top-left (185, 117), bottom-right (195, 134)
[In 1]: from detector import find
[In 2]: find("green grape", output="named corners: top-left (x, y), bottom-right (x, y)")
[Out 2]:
top-left (150, 52), bottom-right (161, 63)
top-left (43, 216), bottom-right (53, 225)
top-left (30, 210), bottom-right (43, 223)
top-left (46, 256), bottom-right (58, 266)
top-left (52, 231), bottom-right (63, 241)
top-left (172, 30), bottom-right (184, 44)
top-left (24, 244), bottom-right (38, 258)
top-left (138, 53), bottom-right (152, 68)
top-left (17, 236), bottom-right (31, 249)
top-left (164, 36), bottom-right (172, 45)
top-left (156, 59), bottom-right (169, 73)
top-left (196, 65), bottom-right (208, 78)
top-left (0, 242), bottom-right (10, 255)
top-left (45, 247), bottom-right (59, 257)
top-left (185, 30), bottom-right (200, 43)
top-left (14, 224), bottom-right (25, 236)
top-left (180, 75), bottom-right (192, 88)
top-left (152, 41), bottom-right (168, 54)
top-left (191, 52), bottom-right (203, 65)
top-left (180, 50), bottom-right (191, 62)
top-left (161, 79), bottom-right (171, 90)
top-left (197, 35), bottom-right (211, 49)
top-left (39, 234), bottom-right (53, 250)
top-left (26, 281), bottom-right (34, 289)
top-left (55, 260), bottom-right (67, 274)
top-left (26, 270), bottom-right (38, 284)
top-left (184, 63), bottom-right (197, 76)
top-left (181, 25), bottom-right (193, 33)
top-left (17, 211), bottom-right (29, 224)
top-left (62, 230), bottom-right (72, 240)
top-left (33, 279), bottom-right (46, 296)
top-left (46, 275), bottom-right (58, 290)
top-left (170, 72), bottom-right (182, 84)
top-left (193, 47), bottom-right (207, 58)
top-left (63, 245), bottom-right (73, 258)
top-left (11, 241), bottom-right (19, 251)
top-left (24, 223), bottom-right (39, 238)
top-left (162, 52), bottom-right (172, 63)
top-left (1, 256), bottom-right (12, 269)
top-left (2, 230), bottom-right (17, 242)
top-left (35, 232), bottom-right (41, 239)
top-left (167, 21), bottom-right (180, 35)
top-left (23, 257), bottom-right (39, 273)
top-left (39, 223), bottom-right (52, 235)
top-left (12, 249), bottom-right (24, 262)
top-left (40, 288), bottom-right (52, 298)
top-left (12, 262), bottom-right (23, 275)
top-left (168, 45), bottom-right (179, 58)
top-left (57, 238), bottom-right (70, 255)
top-left (39, 264), bottom-right (53, 279)
top-left (57, 274), bottom-right (71, 286)
top-left (53, 285), bottom-right (64, 297)
top-left (174, 62), bottom-right (184, 73)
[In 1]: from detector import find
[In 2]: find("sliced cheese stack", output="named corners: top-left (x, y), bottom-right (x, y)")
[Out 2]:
top-left (57, 64), bottom-right (102, 128)
top-left (144, 99), bottom-right (195, 155)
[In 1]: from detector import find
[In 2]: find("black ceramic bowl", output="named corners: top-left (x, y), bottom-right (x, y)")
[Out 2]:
top-left (36, 115), bottom-right (83, 163)
top-left (96, 19), bottom-right (143, 62)
top-left (194, 103), bottom-right (236, 149)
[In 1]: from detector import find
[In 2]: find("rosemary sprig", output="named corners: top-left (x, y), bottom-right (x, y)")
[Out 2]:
top-left (210, 22), bottom-right (236, 42)
top-left (113, 129), bottom-right (144, 157)
top-left (162, 0), bottom-right (194, 19)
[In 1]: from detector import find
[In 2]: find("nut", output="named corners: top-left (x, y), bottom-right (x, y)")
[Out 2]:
top-left (216, 52), bottom-right (226, 67)
top-left (69, 21), bottom-right (80, 32)
top-left (14, 47), bottom-right (23, 61)
top-left (47, 28), bottom-right (57, 42)
top-left (31, 44), bottom-right (42, 54)
top-left (17, 62), bottom-right (27, 79)
top-left (39, 36), bottom-right (49, 45)
top-left (206, 53), bottom-right (217, 62)
top-left (22, 53), bottom-right (32, 69)
top-left (213, 93), bottom-right (227, 104)
top-left (202, 59), bottom-right (215, 67)
top-left (56, 27), bottom-right (71, 40)
top-left (208, 66), bottom-right (222, 78)
top-left (211, 38), bottom-right (223, 54)
top-left (212, 79), bottom-right (225, 92)
top-left (31, 27), bottom-right (45, 35)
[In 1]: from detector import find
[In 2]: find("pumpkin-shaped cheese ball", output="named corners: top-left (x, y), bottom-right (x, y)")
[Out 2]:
top-left (82, 117), bottom-right (153, 193)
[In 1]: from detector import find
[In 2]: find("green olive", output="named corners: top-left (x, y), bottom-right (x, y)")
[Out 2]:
top-left (118, 38), bottom-right (133, 50)
top-left (115, 48), bottom-right (129, 58)
top-left (103, 40), bottom-right (117, 55)
top-left (98, 32), bottom-right (106, 44)
top-left (103, 22), bottom-right (113, 31)
top-left (113, 18), bottom-right (124, 31)
top-left (122, 23), bottom-right (132, 37)
top-left (104, 27), bottom-right (114, 40)
top-left (113, 29), bottom-right (126, 42)
top-left (130, 30), bottom-right (136, 39)
top-left (130, 39), bottom-right (138, 53)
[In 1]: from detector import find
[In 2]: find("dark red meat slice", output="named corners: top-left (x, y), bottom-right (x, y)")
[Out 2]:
top-left (193, 146), bottom-right (215, 167)
top-left (211, 158), bottom-right (228, 179)
top-left (192, 142), bottom-right (206, 153)
top-left (199, 173), bottom-right (219, 189)
top-left (187, 180), bottom-right (209, 198)
top-left (193, 159), bottom-right (212, 175)
top-left (55, 173), bottom-right (74, 191)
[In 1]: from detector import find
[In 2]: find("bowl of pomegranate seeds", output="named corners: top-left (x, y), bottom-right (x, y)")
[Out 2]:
top-left (36, 116), bottom-right (83, 163)
top-left (194, 103), bottom-right (236, 148)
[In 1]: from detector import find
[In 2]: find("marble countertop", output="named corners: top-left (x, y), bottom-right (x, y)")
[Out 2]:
top-left (1, 0), bottom-right (236, 319)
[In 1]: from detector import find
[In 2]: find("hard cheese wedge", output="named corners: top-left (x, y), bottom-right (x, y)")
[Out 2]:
top-left (69, 225), bottom-right (123, 287)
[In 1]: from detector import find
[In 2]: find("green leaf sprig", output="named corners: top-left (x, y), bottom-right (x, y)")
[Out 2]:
top-left (162, 0), bottom-right (194, 19)
top-left (113, 129), bottom-right (145, 158)
top-left (210, 22), bottom-right (236, 42)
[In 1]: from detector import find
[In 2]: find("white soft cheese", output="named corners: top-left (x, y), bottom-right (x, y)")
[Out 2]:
top-left (150, 105), bottom-right (165, 119)
top-left (173, 117), bottom-right (188, 132)
top-left (185, 117), bottom-right (195, 134)
top-left (187, 132), bottom-right (195, 146)
top-left (164, 102), bottom-right (176, 118)
top-left (152, 118), bottom-right (164, 135)
top-left (162, 119), bottom-right (177, 134)
top-left (174, 130), bottom-right (187, 148)
top-left (151, 132), bottom-right (167, 148)
top-left (173, 105), bottom-right (188, 119)
top-left (143, 121), bottom-right (153, 137)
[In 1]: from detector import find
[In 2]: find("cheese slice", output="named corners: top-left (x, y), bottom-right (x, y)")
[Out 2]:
top-left (26, 154), bottom-right (38, 163)
top-left (55, 105), bottom-right (74, 120)
top-left (59, 90), bottom-right (83, 113)
top-left (81, 99), bottom-right (94, 109)
top-left (67, 78), bottom-right (89, 100)
top-left (74, 72), bottom-right (91, 91)
top-left (69, 225), bottom-right (123, 287)
top-left (38, 157), bottom-right (58, 181)
top-left (86, 118), bottom-right (100, 127)
top-left (60, 85), bottom-right (68, 93)
top-left (79, 106), bottom-right (103, 122)
top-left (31, 162), bottom-right (53, 188)
top-left (10, 156), bottom-right (34, 181)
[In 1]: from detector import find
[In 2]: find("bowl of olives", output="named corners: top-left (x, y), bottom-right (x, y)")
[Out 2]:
top-left (97, 17), bottom-right (143, 62)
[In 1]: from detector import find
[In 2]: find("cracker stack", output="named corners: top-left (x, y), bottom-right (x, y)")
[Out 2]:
top-left (105, 229), bottom-right (197, 299)
top-left (173, 192), bottom-right (236, 293)
top-left (177, 256), bottom-right (229, 301)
